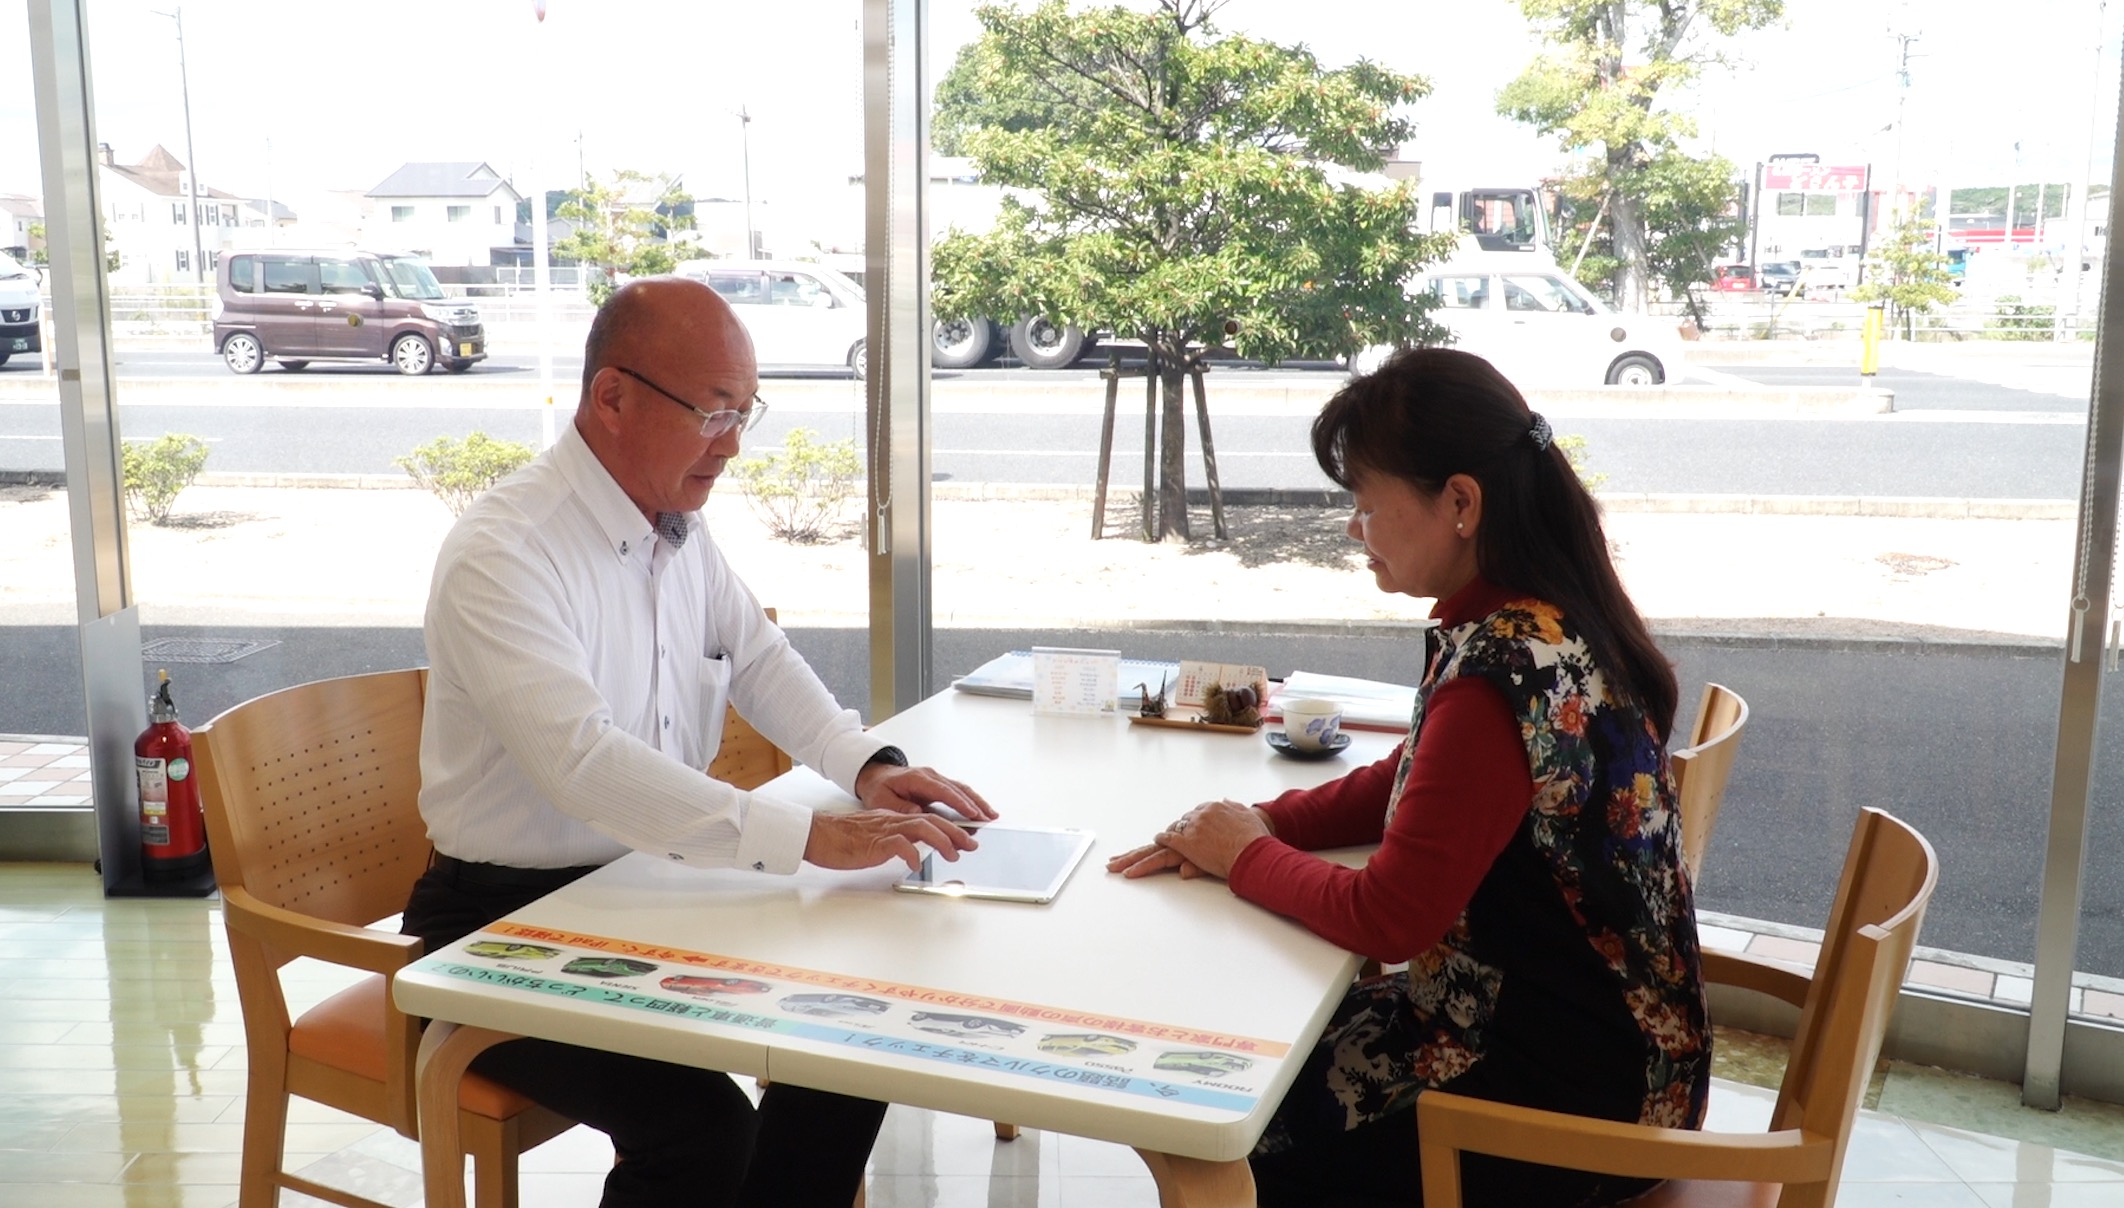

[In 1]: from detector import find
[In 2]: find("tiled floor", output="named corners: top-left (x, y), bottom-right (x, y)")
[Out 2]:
top-left (2, 863), bottom-right (2122, 1206)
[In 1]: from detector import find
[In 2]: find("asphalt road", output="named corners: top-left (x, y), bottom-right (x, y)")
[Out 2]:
top-left (0, 359), bottom-right (2090, 498)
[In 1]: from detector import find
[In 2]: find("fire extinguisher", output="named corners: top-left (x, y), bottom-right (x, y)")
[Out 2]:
top-left (137, 669), bottom-right (209, 882)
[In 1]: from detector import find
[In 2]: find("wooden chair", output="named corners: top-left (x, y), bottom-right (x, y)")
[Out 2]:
top-left (195, 668), bottom-right (574, 1208)
top-left (1417, 807), bottom-right (1938, 1208)
top-left (1673, 682), bottom-right (1750, 889)
top-left (707, 607), bottom-right (797, 790)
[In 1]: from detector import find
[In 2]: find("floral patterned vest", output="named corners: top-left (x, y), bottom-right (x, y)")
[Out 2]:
top-left (1388, 596), bottom-right (1711, 1129)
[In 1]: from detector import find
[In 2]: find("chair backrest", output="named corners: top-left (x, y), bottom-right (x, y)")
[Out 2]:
top-left (1771, 808), bottom-right (1938, 1193)
top-left (195, 668), bottom-right (434, 935)
top-left (1672, 682), bottom-right (1748, 887)
top-left (706, 607), bottom-right (795, 790)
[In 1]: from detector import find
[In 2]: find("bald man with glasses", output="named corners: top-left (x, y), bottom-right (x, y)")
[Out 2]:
top-left (402, 277), bottom-right (994, 1208)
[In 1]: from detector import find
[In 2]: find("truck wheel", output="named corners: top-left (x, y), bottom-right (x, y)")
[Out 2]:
top-left (1606, 354), bottom-right (1663, 386)
top-left (932, 317), bottom-right (998, 369)
top-left (1009, 317), bottom-right (1088, 370)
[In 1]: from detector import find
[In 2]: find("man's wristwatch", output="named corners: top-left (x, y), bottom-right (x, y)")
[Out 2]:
top-left (862, 744), bottom-right (909, 771)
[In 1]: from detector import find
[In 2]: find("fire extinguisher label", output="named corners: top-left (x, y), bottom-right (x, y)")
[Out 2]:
top-left (143, 823), bottom-right (171, 845)
top-left (168, 757), bottom-right (191, 781)
top-left (137, 756), bottom-right (169, 818)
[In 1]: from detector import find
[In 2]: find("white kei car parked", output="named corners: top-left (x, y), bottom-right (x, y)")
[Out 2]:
top-left (674, 258), bottom-right (869, 378)
top-left (1351, 253), bottom-right (1687, 387)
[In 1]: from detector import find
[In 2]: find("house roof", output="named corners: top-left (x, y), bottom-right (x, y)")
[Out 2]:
top-left (243, 198), bottom-right (297, 222)
top-left (368, 162), bottom-right (520, 201)
top-left (0, 194), bottom-right (41, 220)
top-left (102, 145), bottom-right (239, 200)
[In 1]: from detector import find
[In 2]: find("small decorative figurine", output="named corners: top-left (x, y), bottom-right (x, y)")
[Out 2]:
top-left (1136, 673), bottom-right (1169, 719)
top-left (1200, 680), bottom-right (1262, 727)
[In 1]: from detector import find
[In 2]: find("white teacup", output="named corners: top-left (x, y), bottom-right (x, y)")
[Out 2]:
top-left (1281, 698), bottom-right (1344, 751)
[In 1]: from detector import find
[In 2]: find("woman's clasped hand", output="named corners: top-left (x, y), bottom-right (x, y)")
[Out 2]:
top-left (1104, 798), bottom-right (1270, 881)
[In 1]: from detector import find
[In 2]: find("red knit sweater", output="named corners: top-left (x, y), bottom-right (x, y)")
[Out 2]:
top-left (1226, 580), bottom-right (1534, 963)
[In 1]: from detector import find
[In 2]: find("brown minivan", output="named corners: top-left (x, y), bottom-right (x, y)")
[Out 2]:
top-left (212, 250), bottom-right (484, 375)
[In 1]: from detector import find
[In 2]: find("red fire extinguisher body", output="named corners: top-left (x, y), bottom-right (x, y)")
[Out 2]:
top-left (137, 671), bottom-right (209, 881)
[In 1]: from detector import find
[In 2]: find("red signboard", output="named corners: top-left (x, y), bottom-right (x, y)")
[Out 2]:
top-left (1763, 163), bottom-right (1869, 192)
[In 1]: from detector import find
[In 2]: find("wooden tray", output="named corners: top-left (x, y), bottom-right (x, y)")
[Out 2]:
top-left (1127, 713), bottom-right (1263, 735)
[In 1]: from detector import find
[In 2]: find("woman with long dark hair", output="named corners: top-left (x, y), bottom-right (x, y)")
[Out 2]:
top-left (1109, 348), bottom-right (1709, 1206)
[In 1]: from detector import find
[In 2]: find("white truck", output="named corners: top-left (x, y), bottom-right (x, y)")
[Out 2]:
top-left (0, 252), bottom-right (41, 368)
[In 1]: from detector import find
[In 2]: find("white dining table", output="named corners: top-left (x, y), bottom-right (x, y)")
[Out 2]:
top-left (394, 688), bottom-right (1398, 1207)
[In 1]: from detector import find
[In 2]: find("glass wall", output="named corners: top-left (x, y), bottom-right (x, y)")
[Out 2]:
top-left (10, 0), bottom-right (2124, 1075)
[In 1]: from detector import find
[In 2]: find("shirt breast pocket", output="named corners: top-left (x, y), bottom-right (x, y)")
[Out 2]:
top-left (699, 654), bottom-right (733, 766)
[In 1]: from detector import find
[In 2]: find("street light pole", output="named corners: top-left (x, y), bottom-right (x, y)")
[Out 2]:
top-left (736, 105), bottom-right (755, 258)
top-left (151, 6), bottom-right (204, 285)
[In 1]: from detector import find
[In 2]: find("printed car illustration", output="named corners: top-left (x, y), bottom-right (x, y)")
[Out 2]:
top-left (561, 956), bottom-right (659, 979)
top-left (778, 993), bottom-right (891, 1018)
top-left (1036, 1033), bottom-right (1138, 1057)
top-left (1152, 1051), bottom-right (1254, 1078)
top-left (908, 1012), bottom-right (1026, 1040)
top-left (464, 941), bottom-right (561, 961)
top-left (661, 976), bottom-right (773, 997)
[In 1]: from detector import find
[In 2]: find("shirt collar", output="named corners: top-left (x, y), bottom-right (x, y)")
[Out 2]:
top-left (551, 422), bottom-right (686, 560)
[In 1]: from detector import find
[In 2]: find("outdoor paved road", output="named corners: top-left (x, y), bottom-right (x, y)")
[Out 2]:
top-left (0, 361), bottom-right (2087, 498)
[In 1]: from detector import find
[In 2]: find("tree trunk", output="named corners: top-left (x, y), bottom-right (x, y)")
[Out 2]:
top-left (1154, 340), bottom-right (1190, 542)
top-left (1609, 163), bottom-right (1649, 312)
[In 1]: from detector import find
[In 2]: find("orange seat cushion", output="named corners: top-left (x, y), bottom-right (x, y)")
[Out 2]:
top-left (287, 975), bottom-right (540, 1120)
top-left (1623, 1180), bottom-right (1781, 1208)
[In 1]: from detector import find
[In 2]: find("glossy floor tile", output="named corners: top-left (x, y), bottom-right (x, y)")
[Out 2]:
top-left (2, 860), bottom-right (2121, 1207)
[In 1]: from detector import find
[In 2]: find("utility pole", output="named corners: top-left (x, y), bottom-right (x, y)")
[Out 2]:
top-left (2058, 0), bottom-right (2108, 340)
top-left (735, 105), bottom-right (756, 259)
top-left (150, 6), bottom-right (204, 285)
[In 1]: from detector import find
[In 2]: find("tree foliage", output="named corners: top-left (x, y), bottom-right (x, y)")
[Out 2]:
top-left (732, 428), bottom-right (864, 544)
top-left (1852, 212), bottom-right (1959, 338)
top-left (1499, 0), bottom-right (1779, 310)
top-left (553, 170), bottom-right (695, 306)
top-left (932, 0), bottom-right (1457, 540)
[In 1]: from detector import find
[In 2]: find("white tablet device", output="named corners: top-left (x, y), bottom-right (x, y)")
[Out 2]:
top-left (895, 825), bottom-right (1095, 905)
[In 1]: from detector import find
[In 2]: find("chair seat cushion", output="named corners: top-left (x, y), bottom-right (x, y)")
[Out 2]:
top-left (288, 975), bottom-right (539, 1120)
top-left (1624, 1179), bottom-right (1781, 1208)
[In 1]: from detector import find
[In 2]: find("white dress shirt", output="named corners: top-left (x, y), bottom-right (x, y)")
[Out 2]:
top-left (419, 421), bottom-right (889, 874)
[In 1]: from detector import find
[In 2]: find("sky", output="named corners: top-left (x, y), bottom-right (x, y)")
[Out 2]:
top-left (2, 0), bottom-right (2118, 221)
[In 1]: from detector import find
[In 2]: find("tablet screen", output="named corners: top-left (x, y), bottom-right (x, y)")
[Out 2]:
top-left (896, 825), bottom-right (1095, 904)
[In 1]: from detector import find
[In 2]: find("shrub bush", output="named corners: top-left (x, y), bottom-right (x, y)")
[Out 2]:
top-left (1990, 294), bottom-right (2057, 341)
top-left (395, 431), bottom-right (537, 516)
top-left (121, 433), bottom-right (209, 525)
top-left (732, 427), bottom-right (864, 543)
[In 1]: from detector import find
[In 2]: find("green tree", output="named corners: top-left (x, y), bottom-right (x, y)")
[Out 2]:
top-left (1852, 212), bottom-right (1959, 338)
top-left (553, 170), bottom-right (695, 306)
top-left (933, 0), bottom-right (1456, 541)
top-left (1499, 0), bottom-right (1781, 311)
top-left (1552, 152), bottom-right (1745, 323)
top-left (394, 431), bottom-right (536, 517)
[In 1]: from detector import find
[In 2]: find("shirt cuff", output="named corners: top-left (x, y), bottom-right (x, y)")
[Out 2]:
top-left (732, 791), bottom-right (814, 875)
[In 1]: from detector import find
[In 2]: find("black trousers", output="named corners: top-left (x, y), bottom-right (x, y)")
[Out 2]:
top-left (402, 859), bottom-right (888, 1208)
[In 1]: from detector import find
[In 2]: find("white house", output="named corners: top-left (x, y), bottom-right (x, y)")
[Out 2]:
top-left (0, 194), bottom-right (40, 261)
top-left (97, 143), bottom-right (258, 284)
top-left (364, 162), bottom-right (521, 266)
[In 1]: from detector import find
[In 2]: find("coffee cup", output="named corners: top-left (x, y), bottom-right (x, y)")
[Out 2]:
top-left (1281, 698), bottom-right (1344, 751)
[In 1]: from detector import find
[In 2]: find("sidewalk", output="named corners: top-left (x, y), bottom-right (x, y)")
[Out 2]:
top-left (0, 477), bottom-right (2075, 644)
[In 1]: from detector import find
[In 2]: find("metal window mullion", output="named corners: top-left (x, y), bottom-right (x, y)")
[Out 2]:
top-left (2025, 33), bottom-right (2124, 1110)
top-left (862, 0), bottom-right (933, 721)
top-left (28, 0), bottom-right (149, 893)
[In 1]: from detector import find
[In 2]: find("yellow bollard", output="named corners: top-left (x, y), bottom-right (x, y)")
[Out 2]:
top-left (1861, 299), bottom-right (1885, 383)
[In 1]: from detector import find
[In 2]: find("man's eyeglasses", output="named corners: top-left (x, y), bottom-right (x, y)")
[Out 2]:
top-left (614, 366), bottom-right (768, 439)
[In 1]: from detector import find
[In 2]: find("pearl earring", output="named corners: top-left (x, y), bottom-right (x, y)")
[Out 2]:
top-left (1456, 522), bottom-right (1465, 533)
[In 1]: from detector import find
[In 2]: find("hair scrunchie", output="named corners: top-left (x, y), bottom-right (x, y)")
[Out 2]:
top-left (1527, 411), bottom-right (1553, 452)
